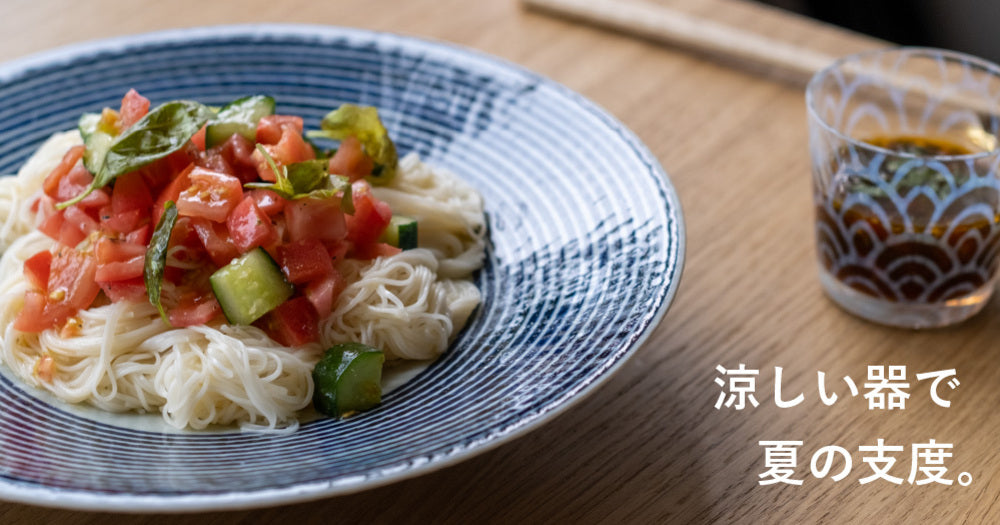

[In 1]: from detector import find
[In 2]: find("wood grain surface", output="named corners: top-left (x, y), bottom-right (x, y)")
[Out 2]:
top-left (1, 0), bottom-right (998, 523)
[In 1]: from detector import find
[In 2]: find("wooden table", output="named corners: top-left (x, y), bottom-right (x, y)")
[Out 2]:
top-left (2, 0), bottom-right (997, 522)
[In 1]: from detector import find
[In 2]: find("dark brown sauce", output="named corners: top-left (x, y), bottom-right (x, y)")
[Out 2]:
top-left (816, 135), bottom-right (1000, 302)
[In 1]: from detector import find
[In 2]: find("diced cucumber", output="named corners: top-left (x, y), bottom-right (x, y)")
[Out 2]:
top-left (216, 95), bottom-right (276, 121)
top-left (205, 121), bottom-right (254, 148)
top-left (312, 343), bottom-right (385, 417)
top-left (77, 112), bottom-right (101, 141)
top-left (380, 215), bottom-right (418, 250)
top-left (79, 111), bottom-right (116, 174)
top-left (205, 95), bottom-right (276, 148)
top-left (83, 129), bottom-right (115, 175)
top-left (209, 248), bottom-right (293, 325)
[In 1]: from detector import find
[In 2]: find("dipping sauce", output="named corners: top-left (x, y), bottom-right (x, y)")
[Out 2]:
top-left (814, 134), bottom-right (1000, 304)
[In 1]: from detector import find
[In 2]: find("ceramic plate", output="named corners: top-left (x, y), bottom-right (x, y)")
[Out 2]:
top-left (0, 24), bottom-right (684, 511)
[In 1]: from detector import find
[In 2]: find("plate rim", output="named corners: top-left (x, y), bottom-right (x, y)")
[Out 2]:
top-left (0, 23), bottom-right (686, 512)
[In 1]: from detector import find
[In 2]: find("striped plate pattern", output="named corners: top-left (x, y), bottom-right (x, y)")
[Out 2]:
top-left (0, 25), bottom-right (684, 511)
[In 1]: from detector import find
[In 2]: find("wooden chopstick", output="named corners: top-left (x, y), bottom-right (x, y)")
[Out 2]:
top-left (521, 0), bottom-right (836, 85)
top-left (522, 0), bottom-right (1000, 123)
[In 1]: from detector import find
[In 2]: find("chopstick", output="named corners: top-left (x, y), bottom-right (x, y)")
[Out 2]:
top-left (521, 0), bottom-right (836, 85)
top-left (523, 0), bottom-right (1000, 120)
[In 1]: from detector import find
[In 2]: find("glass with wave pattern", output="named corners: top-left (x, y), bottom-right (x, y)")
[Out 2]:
top-left (807, 48), bottom-right (1000, 328)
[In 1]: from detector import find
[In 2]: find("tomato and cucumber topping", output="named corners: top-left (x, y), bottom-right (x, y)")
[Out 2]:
top-left (17, 91), bottom-right (416, 351)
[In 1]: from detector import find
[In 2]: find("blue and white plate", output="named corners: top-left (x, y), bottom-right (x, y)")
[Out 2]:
top-left (0, 25), bottom-right (684, 511)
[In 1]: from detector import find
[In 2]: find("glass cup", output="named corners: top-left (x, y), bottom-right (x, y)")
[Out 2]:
top-left (807, 48), bottom-right (1000, 328)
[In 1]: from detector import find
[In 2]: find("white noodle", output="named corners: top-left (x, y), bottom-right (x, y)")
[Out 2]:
top-left (373, 153), bottom-right (486, 278)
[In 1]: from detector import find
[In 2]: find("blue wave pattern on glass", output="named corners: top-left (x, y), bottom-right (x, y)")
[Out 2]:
top-left (808, 48), bottom-right (1000, 326)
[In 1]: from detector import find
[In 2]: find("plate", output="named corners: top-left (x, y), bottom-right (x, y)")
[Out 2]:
top-left (0, 25), bottom-right (684, 511)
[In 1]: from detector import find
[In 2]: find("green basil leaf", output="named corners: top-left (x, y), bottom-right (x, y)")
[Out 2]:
top-left (286, 160), bottom-right (331, 193)
top-left (281, 174), bottom-right (352, 206)
top-left (308, 104), bottom-right (398, 185)
top-left (58, 100), bottom-right (216, 209)
top-left (145, 201), bottom-right (179, 325)
top-left (245, 146), bottom-right (353, 203)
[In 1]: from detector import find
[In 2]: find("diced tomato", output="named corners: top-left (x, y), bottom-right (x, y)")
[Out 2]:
top-left (190, 125), bottom-right (207, 151)
top-left (112, 172), bottom-right (153, 214)
top-left (255, 115), bottom-right (304, 145)
top-left (190, 218), bottom-right (240, 267)
top-left (85, 199), bottom-right (110, 221)
top-left (175, 167), bottom-right (243, 222)
top-left (304, 270), bottom-right (344, 320)
top-left (99, 205), bottom-right (143, 234)
top-left (41, 201), bottom-right (96, 247)
top-left (324, 240), bottom-right (350, 261)
top-left (251, 154), bottom-right (278, 182)
top-left (267, 216), bottom-right (287, 257)
top-left (48, 248), bottom-right (100, 312)
top-left (199, 133), bottom-right (258, 182)
top-left (327, 136), bottom-right (374, 181)
top-left (43, 145), bottom-right (85, 199)
top-left (252, 118), bottom-right (314, 182)
top-left (153, 164), bottom-right (194, 225)
top-left (117, 89), bottom-right (150, 131)
top-left (271, 125), bottom-right (314, 163)
top-left (95, 237), bottom-right (146, 282)
top-left (38, 210), bottom-right (65, 243)
top-left (24, 251), bottom-right (52, 291)
top-left (55, 165), bottom-right (91, 204)
top-left (345, 185), bottom-right (392, 255)
top-left (197, 147), bottom-right (234, 176)
top-left (247, 189), bottom-right (286, 216)
top-left (226, 196), bottom-right (277, 253)
top-left (256, 296), bottom-right (319, 346)
top-left (218, 133), bottom-right (260, 183)
top-left (285, 197), bottom-right (346, 243)
top-left (54, 165), bottom-right (110, 210)
top-left (168, 292), bottom-right (221, 327)
top-left (355, 242), bottom-right (402, 260)
top-left (57, 219), bottom-right (87, 248)
top-left (125, 224), bottom-right (151, 245)
top-left (95, 237), bottom-right (147, 264)
top-left (100, 277), bottom-right (146, 303)
top-left (34, 195), bottom-right (55, 216)
top-left (278, 239), bottom-right (333, 283)
top-left (14, 291), bottom-right (56, 332)
top-left (140, 149), bottom-right (195, 197)
top-left (100, 171), bottom-right (151, 233)
top-left (63, 205), bottom-right (100, 238)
